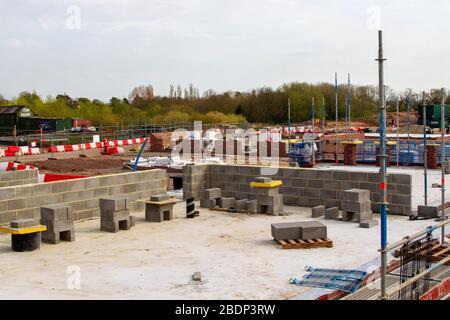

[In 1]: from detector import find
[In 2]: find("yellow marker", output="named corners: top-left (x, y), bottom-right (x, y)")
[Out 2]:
top-left (250, 181), bottom-right (283, 188)
top-left (373, 141), bottom-right (397, 146)
top-left (0, 225), bottom-right (47, 235)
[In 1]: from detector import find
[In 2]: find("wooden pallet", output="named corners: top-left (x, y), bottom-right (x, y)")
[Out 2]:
top-left (276, 238), bottom-right (333, 249)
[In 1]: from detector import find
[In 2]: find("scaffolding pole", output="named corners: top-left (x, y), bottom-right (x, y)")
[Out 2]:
top-left (312, 97), bottom-right (315, 166)
top-left (347, 73), bottom-right (351, 141)
top-left (396, 98), bottom-right (399, 167)
top-left (439, 88), bottom-right (448, 244)
top-left (322, 97), bottom-right (325, 132)
top-left (377, 30), bottom-right (388, 300)
top-left (335, 72), bottom-right (339, 165)
top-left (288, 98), bottom-right (291, 153)
top-left (423, 92), bottom-right (428, 206)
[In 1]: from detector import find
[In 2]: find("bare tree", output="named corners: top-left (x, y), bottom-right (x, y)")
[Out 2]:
top-left (128, 84), bottom-right (154, 103)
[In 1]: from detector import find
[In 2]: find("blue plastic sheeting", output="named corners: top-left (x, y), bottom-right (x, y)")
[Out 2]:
top-left (290, 267), bottom-right (368, 293)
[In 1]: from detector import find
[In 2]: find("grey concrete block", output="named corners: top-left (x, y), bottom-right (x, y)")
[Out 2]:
top-left (193, 272), bottom-right (202, 282)
top-left (254, 177), bottom-right (272, 183)
top-left (42, 227), bottom-right (75, 244)
top-left (343, 210), bottom-right (373, 223)
top-left (271, 222), bottom-right (302, 240)
top-left (325, 207), bottom-right (339, 220)
top-left (101, 220), bottom-right (119, 233)
top-left (390, 194), bottom-right (411, 206)
top-left (200, 198), bottom-right (216, 208)
top-left (150, 194), bottom-right (169, 202)
top-left (10, 218), bottom-right (40, 228)
top-left (7, 199), bottom-right (26, 211)
top-left (312, 205), bottom-right (325, 218)
top-left (99, 197), bottom-right (128, 212)
top-left (235, 199), bottom-right (248, 211)
top-left (101, 209), bottom-right (130, 222)
top-left (219, 197), bottom-right (236, 209)
top-left (299, 221), bottom-right (327, 240)
top-left (342, 201), bottom-right (372, 214)
top-left (417, 205), bottom-right (439, 218)
top-left (202, 188), bottom-right (222, 200)
top-left (246, 200), bottom-right (257, 213)
top-left (360, 220), bottom-right (379, 229)
top-left (341, 189), bottom-right (370, 202)
top-left (40, 204), bottom-right (73, 221)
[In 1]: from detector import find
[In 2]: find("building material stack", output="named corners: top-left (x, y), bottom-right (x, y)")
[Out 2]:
top-left (271, 221), bottom-right (327, 241)
top-left (250, 177), bottom-right (283, 215)
top-left (0, 218), bottom-right (46, 252)
top-left (100, 197), bottom-right (135, 232)
top-left (145, 194), bottom-right (178, 222)
top-left (342, 189), bottom-right (377, 228)
top-left (40, 204), bottom-right (75, 244)
top-left (200, 188), bottom-right (222, 209)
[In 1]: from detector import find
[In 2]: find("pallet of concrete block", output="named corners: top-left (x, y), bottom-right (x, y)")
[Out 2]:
top-left (342, 189), bottom-right (378, 228)
top-left (100, 197), bottom-right (136, 233)
top-left (271, 221), bottom-right (333, 249)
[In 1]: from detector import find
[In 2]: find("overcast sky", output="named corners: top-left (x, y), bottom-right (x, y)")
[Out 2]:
top-left (0, 0), bottom-right (449, 100)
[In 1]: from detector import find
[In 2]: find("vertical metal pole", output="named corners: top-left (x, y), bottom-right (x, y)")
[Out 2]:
top-left (347, 73), bottom-right (351, 141)
top-left (440, 89), bottom-right (448, 241)
top-left (335, 72), bottom-right (339, 165)
top-left (322, 97), bottom-right (325, 132)
top-left (288, 98), bottom-right (291, 153)
top-left (423, 92), bottom-right (428, 206)
top-left (396, 98), bottom-right (399, 167)
top-left (312, 97), bottom-right (315, 166)
top-left (407, 93), bottom-right (411, 163)
top-left (377, 30), bottom-right (388, 300)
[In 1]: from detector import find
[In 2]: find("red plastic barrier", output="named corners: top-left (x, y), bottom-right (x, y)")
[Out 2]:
top-left (64, 145), bottom-right (74, 152)
top-left (43, 173), bottom-right (87, 183)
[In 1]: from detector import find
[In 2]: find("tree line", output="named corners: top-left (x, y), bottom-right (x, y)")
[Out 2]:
top-left (0, 83), bottom-right (448, 126)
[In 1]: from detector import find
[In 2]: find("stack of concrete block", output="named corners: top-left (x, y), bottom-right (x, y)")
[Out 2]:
top-left (342, 189), bottom-right (373, 223)
top-left (145, 194), bottom-right (176, 222)
top-left (40, 204), bottom-right (75, 244)
top-left (271, 221), bottom-right (327, 241)
top-left (100, 197), bottom-right (135, 233)
top-left (251, 177), bottom-right (283, 216)
top-left (312, 205), bottom-right (325, 218)
top-left (200, 188), bottom-right (222, 209)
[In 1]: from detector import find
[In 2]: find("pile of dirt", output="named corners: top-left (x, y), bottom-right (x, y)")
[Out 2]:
top-left (26, 157), bottom-right (126, 176)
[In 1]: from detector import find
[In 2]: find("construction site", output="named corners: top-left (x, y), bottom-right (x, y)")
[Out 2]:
top-left (0, 30), bottom-right (449, 302)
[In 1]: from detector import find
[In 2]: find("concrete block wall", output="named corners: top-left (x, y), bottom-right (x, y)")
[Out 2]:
top-left (0, 169), bottom-right (39, 188)
top-left (187, 164), bottom-right (412, 216)
top-left (183, 164), bottom-right (210, 200)
top-left (0, 169), bottom-right (167, 225)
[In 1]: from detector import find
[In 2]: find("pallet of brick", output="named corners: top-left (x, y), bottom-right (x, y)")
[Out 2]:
top-left (342, 189), bottom-right (373, 223)
top-left (100, 197), bottom-right (135, 232)
top-left (40, 204), bottom-right (75, 244)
